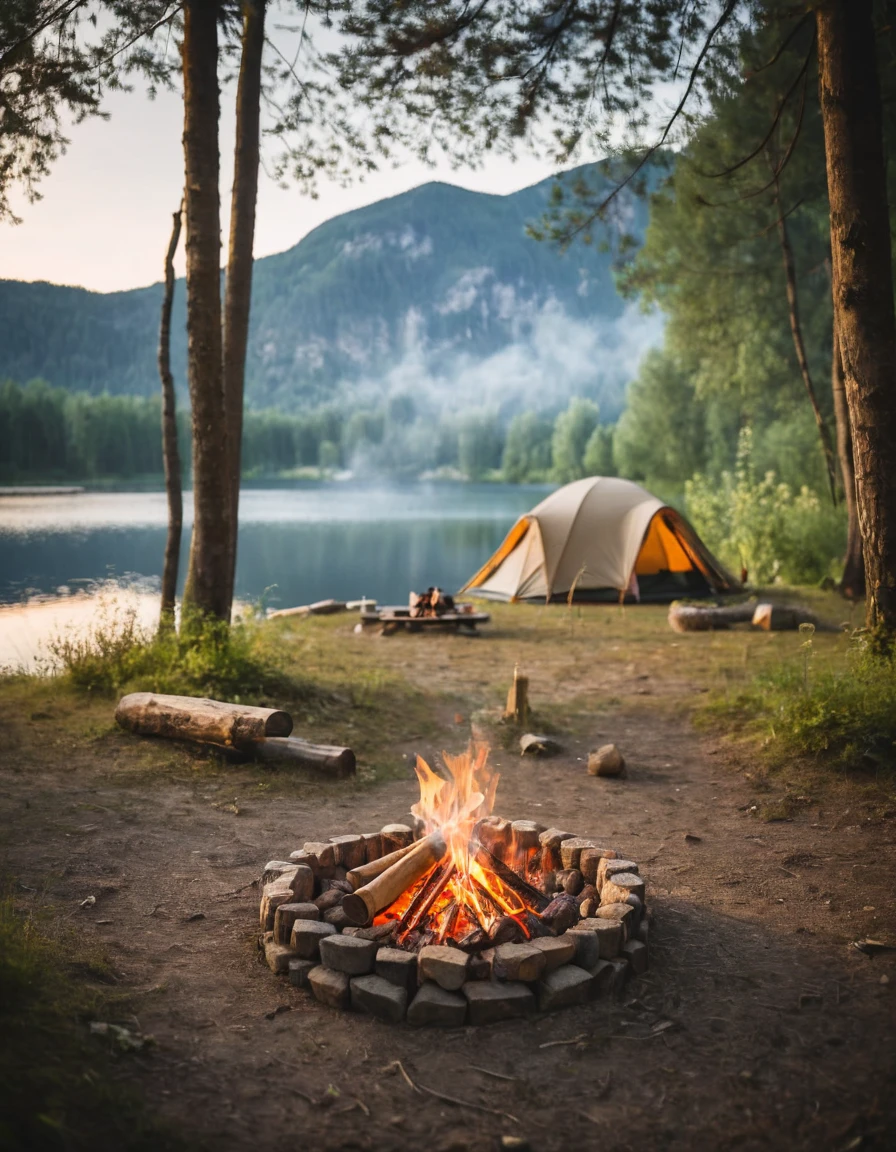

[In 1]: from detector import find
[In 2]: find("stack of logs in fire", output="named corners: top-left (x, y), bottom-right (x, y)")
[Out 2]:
top-left (259, 746), bottom-right (648, 1026)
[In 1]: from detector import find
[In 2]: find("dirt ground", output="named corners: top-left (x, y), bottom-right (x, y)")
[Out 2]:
top-left (2, 603), bottom-right (895, 1152)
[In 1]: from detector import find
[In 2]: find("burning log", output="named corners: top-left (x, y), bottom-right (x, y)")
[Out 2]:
top-left (346, 832), bottom-right (441, 890)
top-left (115, 692), bottom-right (291, 749)
top-left (342, 832), bottom-right (447, 926)
top-left (397, 860), bottom-right (455, 937)
top-left (472, 843), bottom-right (551, 914)
top-left (541, 893), bottom-right (580, 933)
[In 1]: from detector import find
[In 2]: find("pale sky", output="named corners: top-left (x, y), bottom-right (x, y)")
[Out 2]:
top-left (0, 81), bottom-right (559, 295)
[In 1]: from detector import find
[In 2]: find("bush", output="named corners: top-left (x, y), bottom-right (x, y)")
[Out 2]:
top-left (686, 426), bottom-right (845, 584)
top-left (711, 640), bottom-right (896, 773)
top-left (49, 605), bottom-right (293, 701)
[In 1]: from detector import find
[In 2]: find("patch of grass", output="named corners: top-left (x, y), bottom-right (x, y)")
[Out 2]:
top-left (48, 605), bottom-right (298, 703)
top-left (704, 640), bottom-right (896, 774)
top-left (0, 884), bottom-right (184, 1152)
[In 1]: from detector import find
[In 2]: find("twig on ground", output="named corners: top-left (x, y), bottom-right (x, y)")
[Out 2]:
top-left (386, 1060), bottom-right (519, 1123)
top-left (538, 1033), bottom-right (587, 1049)
top-left (469, 1065), bottom-right (519, 1082)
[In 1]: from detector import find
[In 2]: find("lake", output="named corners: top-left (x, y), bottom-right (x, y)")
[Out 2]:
top-left (0, 481), bottom-right (550, 663)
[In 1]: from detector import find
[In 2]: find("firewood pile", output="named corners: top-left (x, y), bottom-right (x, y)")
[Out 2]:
top-left (259, 745), bottom-right (648, 1025)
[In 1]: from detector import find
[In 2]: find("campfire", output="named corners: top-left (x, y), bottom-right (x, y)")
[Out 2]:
top-left (259, 744), bottom-right (648, 1026)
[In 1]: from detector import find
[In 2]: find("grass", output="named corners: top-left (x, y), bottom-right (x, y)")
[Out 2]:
top-left (703, 638), bottom-right (896, 775)
top-left (0, 883), bottom-right (184, 1152)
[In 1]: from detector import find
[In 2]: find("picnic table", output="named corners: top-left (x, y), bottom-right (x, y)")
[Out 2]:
top-left (359, 604), bottom-right (490, 635)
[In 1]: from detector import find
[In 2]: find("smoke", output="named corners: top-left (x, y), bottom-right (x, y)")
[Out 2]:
top-left (345, 285), bottom-right (663, 422)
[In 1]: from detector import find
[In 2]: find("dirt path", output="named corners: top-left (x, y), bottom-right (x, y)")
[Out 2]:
top-left (2, 611), bottom-right (894, 1151)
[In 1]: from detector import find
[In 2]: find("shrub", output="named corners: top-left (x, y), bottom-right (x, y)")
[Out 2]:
top-left (686, 426), bottom-right (845, 584)
top-left (49, 605), bottom-right (293, 701)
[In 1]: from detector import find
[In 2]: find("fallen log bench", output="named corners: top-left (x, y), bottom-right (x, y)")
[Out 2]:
top-left (115, 692), bottom-right (292, 749)
top-left (115, 693), bottom-right (357, 776)
top-left (669, 601), bottom-right (836, 633)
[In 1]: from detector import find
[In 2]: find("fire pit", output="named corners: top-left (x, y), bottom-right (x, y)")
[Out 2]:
top-left (259, 744), bottom-right (648, 1025)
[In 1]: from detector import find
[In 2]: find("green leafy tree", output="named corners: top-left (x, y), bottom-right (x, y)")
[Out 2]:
top-left (501, 412), bottom-right (553, 482)
top-left (551, 398), bottom-right (599, 484)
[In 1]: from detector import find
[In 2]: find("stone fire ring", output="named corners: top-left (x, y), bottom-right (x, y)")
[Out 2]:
top-left (259, 822), bottom-right (648, 1026)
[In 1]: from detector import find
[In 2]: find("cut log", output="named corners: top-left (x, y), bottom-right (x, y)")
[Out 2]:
top-left (268, 599), bottom-right (346, 619)
top-left (115, 692), bottom-right (291, 749)
top-left (504, 665), bottom-right (529, 725)
top-left (668, 602), bottom-right (756, 632)
top-left (252, 737), bottom-right (355, 777)
top-left (342, 833), bottom-right (447, 926)
top-left (751, 603), bottom-right (836, 632)
top-left (346, 833), bottom-right (439, 890)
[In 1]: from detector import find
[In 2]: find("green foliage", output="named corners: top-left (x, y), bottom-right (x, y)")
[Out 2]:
top-left (582, 422), bottom-right (616, 477)
top-left (0, 885), bottom-right (182, 1151)
top-left (551, 398), bottom-right (600, 483)
top-left (457, 412), bottom-right (503, 480)
top-left (685, 427), bottom-right (844, 584)
top-left (49, 605), bottom-right (293, 701)
top-left (715, 644), bottom-right (896, 773)
top-left (501, 411), bottom-right (553, 482)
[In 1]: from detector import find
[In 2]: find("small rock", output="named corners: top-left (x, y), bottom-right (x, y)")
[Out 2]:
top-left (622, 939), bottom-right (649, 975)
top-left (289, 865), bottom-right (315, 903)
top-left (463, 980), bottom-right (535, 1025)
top-left (290, 920), bottom-right (337, 960)
top-left (274, 902), bottom-right (316, 946)
top-left (407, 982), bottom-right (467, 1026)
top-left (288, 958), bottom-right (316, 989)
top-left (537, 965), bottom-right (593, 1012)
top-left (596, 857), bottom-right (639, 891)
top-left (319, 934), bottom-right (378, 976)
top-left (488, 915), bottom-right (528, 945)
top-left (519, 733), bottom-right (561, 756)
top-left (541, 894), bottom-right (579, 933)
top-left (376, 947), bottom-right (419, 994)
top-left (579, 847), bottom-right (616, 885)
top-left (380, 824), bottom-right (413, 853)
top-left (608, 957), bottom-right (630, 996)
top-left (261, 860), bottom-right (295, 885)
top-left (587, 743), bottom-right (626, 777)
top-left (315, 888), bottom-right (345, 912)
top-left (492, 943), bottom-right (547, 983)
top-left (342, 921), bottom-right (397, 943)
top-left (308, 965), bottom-right (350, 1009)
top-left (590, 958), bottom-right (614, 996)
top-left (303, 842), bottom-right (338, 869)
top-left (264, 939), bottom-right (294, 975)
top-left (351, 974), bottom-right (408, 1023)
top-left (529, 935), bottom-right (576, 971)
top-left (565, 928), bottom-right (601, 971)
top-left (328, 834), bottom-right (366, 871)
top-left (576, 917), bottom-right (624, 959)
top-left (419, 945), bottom-right (470, 991)
top-left (559, 838), bottom-right (595, 870)
top-left (593, 902), bottom-right (636, 940)
top-left (557, 868), bottom-right (584, 897)
top-left (322, 906), bottom-right (351, 930)
top-left (602, 872), bottom-right (646, 907)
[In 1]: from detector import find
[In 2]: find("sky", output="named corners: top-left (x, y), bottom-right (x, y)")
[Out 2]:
top-left (0, 81), bottom-right (559, 295)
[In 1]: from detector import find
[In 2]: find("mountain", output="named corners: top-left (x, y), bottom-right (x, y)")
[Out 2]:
top-left (0, 161), bottom-right (662, 420)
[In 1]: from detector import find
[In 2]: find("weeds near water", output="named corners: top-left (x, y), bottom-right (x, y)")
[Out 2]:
top-left (49, 604), bottom-right (296, 702)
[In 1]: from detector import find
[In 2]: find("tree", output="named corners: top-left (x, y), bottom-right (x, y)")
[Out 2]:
top-left (333, 0), bottom-right (896, 637)
top-left (502, 411), bottom-right (553, 482)
top-left (551, 398), bottom-right (599, 483)
top-left (158, 202), bottom-right (184, 633)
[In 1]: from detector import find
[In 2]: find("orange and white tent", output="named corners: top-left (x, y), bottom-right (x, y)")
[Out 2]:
top-left (460, 477), bottom-right (740, 603)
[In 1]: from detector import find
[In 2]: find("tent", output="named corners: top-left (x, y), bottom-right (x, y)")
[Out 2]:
top-left (460, 476), bottom-right (740, 603)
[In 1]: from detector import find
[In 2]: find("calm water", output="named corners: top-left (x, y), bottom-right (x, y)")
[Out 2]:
top-left (0, 480), bottom-right (550, 611)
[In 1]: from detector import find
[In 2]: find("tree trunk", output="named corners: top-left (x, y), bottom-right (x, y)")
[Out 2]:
top-left (832, 314), bottom-right (866, 599)
top-left (158, 201), bottom-right (184, 634)
top-left (181, 0), bottom-right (231, 627)
top-left (222, 0), bottom-right (266, 609)
top-left (771, 169), bottom-right (838, 504)
top-left (817, 0), bottom-right (896, 640)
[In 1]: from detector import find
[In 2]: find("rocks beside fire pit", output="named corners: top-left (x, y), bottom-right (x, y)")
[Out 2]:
top-left (257, 818), bottom-right (649, 1027)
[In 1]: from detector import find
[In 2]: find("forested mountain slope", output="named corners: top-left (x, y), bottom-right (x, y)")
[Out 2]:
top-left (0, 162), bottom-right (658, 419)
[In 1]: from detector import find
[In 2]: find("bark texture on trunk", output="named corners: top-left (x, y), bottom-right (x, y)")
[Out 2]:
top-left (181, 0), bottom-right (231, 625)
top-left (817, 0), bottom-right (896, 638)
top-left (222, 0), bottom-right (266, 608)
top-left (771, 171), bottom-right (838, 503)
top-left (158, 202), bottom-right (184, 633)
top-left (832, 315), bottom-right (866, 598)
